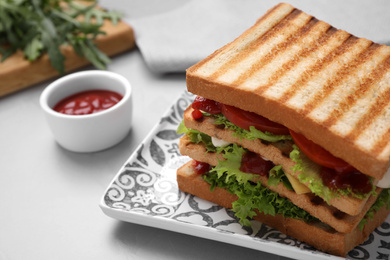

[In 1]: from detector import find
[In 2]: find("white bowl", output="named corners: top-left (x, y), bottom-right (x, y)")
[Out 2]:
top-left (40, 70), bottom-right (133, 153)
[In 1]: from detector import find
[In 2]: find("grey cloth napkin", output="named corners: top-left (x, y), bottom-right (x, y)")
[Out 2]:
top-left (102, 0), bottom-right (390, 74)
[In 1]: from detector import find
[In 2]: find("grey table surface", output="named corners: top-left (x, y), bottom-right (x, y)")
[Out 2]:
top-left (0, 18), bottom-right (290, 260)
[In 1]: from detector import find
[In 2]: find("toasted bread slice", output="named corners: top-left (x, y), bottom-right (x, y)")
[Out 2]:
top-left (177, 160), bottom-right (390, 257)
top-left (179, 135), bottom-right (380, 233)
top-left (186, 3), bottom-right (390, 180)
top-left (182, 106), bottom-right (374, 216)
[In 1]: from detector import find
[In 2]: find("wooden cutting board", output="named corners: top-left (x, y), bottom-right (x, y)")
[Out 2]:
top-left (0, 19), bottom-right (135, 97)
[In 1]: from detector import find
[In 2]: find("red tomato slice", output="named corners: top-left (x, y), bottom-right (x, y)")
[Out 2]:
top-left (289, 130), bottom-right (355, 174)
top-left (220, 104), bottom-right (290, 135)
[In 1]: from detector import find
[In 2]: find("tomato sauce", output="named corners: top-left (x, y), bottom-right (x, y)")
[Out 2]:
top-left (54, 90), bottom-right (123, 115)
top-left (240, 151), bottom-right (274, 176)
top-left (320, 167), bottom-right (372, 194)
top-left (192, 160), bottom-right (212, 175)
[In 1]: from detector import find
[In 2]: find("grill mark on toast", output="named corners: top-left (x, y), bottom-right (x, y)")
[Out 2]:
top-left (190, 3), bottom-right (295, 77)
top-left (231, 16), bottom-right (320, 87)
top-left (215, 124), bottom-right (225, 129)
top-left (355, 79), bottom-right (390, 155)
top-left (191, 3), bottom-right (280, 71)
top-left (195, 117), bottom-right (205, 123)
top-left (310, 196), bottom-right (324, 206)
top-left (278, 35), bottom-right (358, 105)
top-left (259, 22), bottom-right (334, 93)
top-left (320, 43), bottom-right (384, 128)
top-left (303, 39), bottom-right (375, 118)
top-left (361, 86), bottom-right (390, 142)
top-left (335, 50), bottom-right (390, 144)
top-left (271, 140), bottom-right (294, 158)
top-left (371, 119), bottom-right (390, 156)
top-left (265, 26), bottom-right (338, 100)
top-left (260, 140), bottom-right (271, 146)
top-left (255, 3), bottom-right (285, 25)
top-left (209, 9), bottom-right (304, 81)
top-left (332, 211), bottom-right (346, 220)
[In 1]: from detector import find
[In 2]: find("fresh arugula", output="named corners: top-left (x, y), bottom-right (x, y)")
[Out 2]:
top-left (0, 0), bottom-right (122, 73)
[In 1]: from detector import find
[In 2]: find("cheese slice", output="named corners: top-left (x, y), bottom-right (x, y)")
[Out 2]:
top-left (285, 173), bottom-right (311, 194)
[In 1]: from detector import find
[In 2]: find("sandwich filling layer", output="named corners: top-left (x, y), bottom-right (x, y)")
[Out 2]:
top-left (179, 134), bottom-right (390, 233)
top-left (177, 159), bottom-right (390, 257)
top-left (178, 97), bottom-right (390, 217)
top-left (184, 150), bottom-right (390, 232)
top-left (188, 96), bottom-right (384, 195)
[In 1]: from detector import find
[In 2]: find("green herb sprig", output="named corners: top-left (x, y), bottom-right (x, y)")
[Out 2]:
top-left (0, 0), bottom-right (122, 74)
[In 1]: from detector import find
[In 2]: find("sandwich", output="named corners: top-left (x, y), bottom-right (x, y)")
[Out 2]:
top-left (176, 3), bottom-right (390, 257)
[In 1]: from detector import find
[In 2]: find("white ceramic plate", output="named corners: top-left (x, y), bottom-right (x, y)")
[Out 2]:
top-left (100, 91), bottom-right (390, 260)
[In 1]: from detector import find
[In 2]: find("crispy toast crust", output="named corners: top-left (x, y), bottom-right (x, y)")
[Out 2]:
top-left (182, 106), bottom-right (375, 216)
top-left (186, 3), bottom-right (390, 180)
top-left (179, 135), bottom-right (380, 233)
top-left (177, 160), bottom-right (390, 257)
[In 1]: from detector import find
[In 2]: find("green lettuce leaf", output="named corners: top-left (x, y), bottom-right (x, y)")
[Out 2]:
top-left (203, 143), bottom-right (315, 226)
top-left (207, 113), bottom-right (292, 143)
top-left (177, 121), bottom-right (217, 152)
top-left (204, 170), bottom-right (318, 226)
top-left (210, 144), bottom-right (254, 184)
top-left (268, 165), bottom-right (293, 190)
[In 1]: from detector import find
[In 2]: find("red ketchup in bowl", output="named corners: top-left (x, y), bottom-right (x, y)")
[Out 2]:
top-left (53, 90), bottom-right (123, 115)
